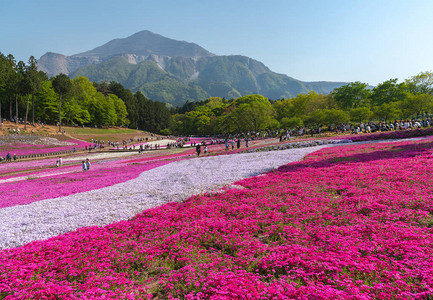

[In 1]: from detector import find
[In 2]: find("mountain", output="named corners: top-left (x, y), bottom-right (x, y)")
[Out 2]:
top-left (75, 30), bottom-right (214, 60)
top-left (38, 30), bottom-right (346, 106)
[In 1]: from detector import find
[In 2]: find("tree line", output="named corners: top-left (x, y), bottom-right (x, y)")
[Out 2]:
top-left (171, 72), bottom-right (433, 135)
top-left (0, 52), bottom-right (172, 133)
top-left (1, 52), bottom-right (433, 136)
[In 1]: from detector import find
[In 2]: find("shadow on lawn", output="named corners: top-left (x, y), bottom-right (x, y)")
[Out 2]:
top-left (277, 140), bottom-right (433, 174)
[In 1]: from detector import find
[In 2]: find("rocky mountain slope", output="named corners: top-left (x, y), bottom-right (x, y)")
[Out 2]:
top-left (38, 30), bottom-right (346, 106)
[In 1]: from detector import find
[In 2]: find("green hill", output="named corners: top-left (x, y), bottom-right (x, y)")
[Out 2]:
top-left (70, 55), bottom-right (345, 106)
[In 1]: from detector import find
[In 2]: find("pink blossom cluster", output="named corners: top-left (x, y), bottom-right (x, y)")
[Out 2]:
top-left (1, 139), bottom-right (433, 298)
top-left (0, 138), bottom-right (89, 157)
top-left (0, 159), bottom-right (173, 208)
top-left (336, 127), bottom-right (433, 142)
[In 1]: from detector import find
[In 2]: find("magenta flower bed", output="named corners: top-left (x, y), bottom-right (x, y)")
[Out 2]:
top-left (0, 158), bottom-right (58, 176)
top-left (336, 127), bottom-right (433, 142)
top-left (0, 138), bottom-right (89, 157)
top-left (0, 159), bottom-right (172, 209)
top-left (2, 140), bottom-right (433, 298)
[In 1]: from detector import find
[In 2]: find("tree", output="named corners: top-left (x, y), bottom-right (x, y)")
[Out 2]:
top-left (109, 81), bottom-right (138, 128)
top-left (110, 94), bottom-right (128, 126)
top-left (15, 60), bottom-right (27, 125)
top-left (280, 116), bottom-right (304, 129)
top-left (402, 93), bottom-right (433, 118)
top-left (0, 52), bottom-right (10, 123)
top-left (28, 57), bottom-right (44, 126)
top-left (332, 81), bottom-right (371, 110)
top-left (406, 71), bottom-right (433, 95)
top-left (305, 110), bottom-right (326, 126)
top-left (35, 81), bottom-right (62, 123)
top-left (52, 74), bottom-right (72, 132)
top-left (273, 99), bottom-right (293, 121)
top-left (322, 109), bottom-right (350, 126)
top-left (20, 57), bottom-right (43, 130)
top-left (20, 67), bottom-right (32, 130)
top-left (349, 107), bottom-right (373, 123)
top-left (370, 79), bottom-right (408, 106)
top-left (4, 55), bottom-right (22, 123)
top-left (230, 95), bottom-right (275, 132)
top-left (372, 102), bottom-right (402, 122)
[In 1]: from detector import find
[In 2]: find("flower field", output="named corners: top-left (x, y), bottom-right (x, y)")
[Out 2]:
top-left (0, 159), bottom-right (173, 209)
top-left (0, 136), bottom-right (89, 157)
top-left (1, 138), bottom-right (433, 299)
top-left (336, 127), bottom-right (433, 142)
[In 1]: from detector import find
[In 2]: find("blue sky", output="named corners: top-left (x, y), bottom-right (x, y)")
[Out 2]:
top-left (1, 0), bottom-right (432, 85)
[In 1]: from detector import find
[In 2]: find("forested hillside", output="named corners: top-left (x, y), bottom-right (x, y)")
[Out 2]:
top-left (171, 75), bottom-right (433, 135)
top-left (0, 53), bottom-right (172, 133)
top-left (70, 54), bottom-right (346, 107)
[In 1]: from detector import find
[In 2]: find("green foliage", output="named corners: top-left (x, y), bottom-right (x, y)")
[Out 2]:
top-left (174, 94), bottom-right (276, 134)
top-left (333, 81), bottom-right (371, 110)
top-left (230, 95), bottom-right (274, 132)
top-left (323, 109), bottom-right (350, 125)
top-left (159, 128), bottom-right (172, 136)
top-left (402, 93), bottom-right (433, 117)
top-left (52, 74), bottom-right (72, 97)
top-left (406, 71), bottom-right (433, 95)
top-left (280, 117), bottom-right (304, 128)
top-left (111, 94), bottom-right (129, 126)
top-left (370, 79), bottom-right (408, 106)
top-left (372, 102), bottom-right (402, 121)
top-left (349, 107), bottom-right (373, 123)
top-left (305, 109), bottom-right (349, 126)
top-left (34, 81), bottom-right (59, 123)
top-left (305, 110), bottom-right (326, 126)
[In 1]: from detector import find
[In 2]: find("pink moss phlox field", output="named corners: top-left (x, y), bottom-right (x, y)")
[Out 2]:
top-left (336, 127), bottom-right (433, 142)
top-left (0, 158), bottom-right (59, 176)
top-left (0, 138), bottom-right (89, 156)
top-left (0, 159), bottom-right (172, 208)
top-left (2, 140), bottom-right (433, 298)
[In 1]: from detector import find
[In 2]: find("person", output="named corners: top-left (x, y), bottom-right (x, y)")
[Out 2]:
top-left (245, 139), bottom-right (249, 147)
top-left (6, 153), bottom-right (11, 162)
top-left (231, 140), bottom-right (235, 150)
top-left (58, 156), bottom-right (62, 167)
top-left (237, 139), bottom-right (241, 149)
top-left (196, 144), bottom-right (201, 156)
top-left (82, 160), bottom-right (88, 171)
top-left (204, 145), bottom-right (208, 154)
top-left (225, 140), bottom-right (229, 150)
top-left (85, 158), bottom-right (91, 170)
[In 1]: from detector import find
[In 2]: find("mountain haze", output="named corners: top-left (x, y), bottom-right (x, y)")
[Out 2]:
top-left (38, 30), bottom-right (346, 106)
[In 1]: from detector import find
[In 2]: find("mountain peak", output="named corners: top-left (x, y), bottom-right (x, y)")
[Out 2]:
top-left (73, 30), bottom-right (214, 59)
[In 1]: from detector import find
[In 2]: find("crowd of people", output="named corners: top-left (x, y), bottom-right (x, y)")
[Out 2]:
top-left (3, 118), bottom-right (433, 162)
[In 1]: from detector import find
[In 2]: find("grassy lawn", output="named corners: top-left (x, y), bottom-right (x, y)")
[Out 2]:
top-left (66, 127), bottom-right (141, 135)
